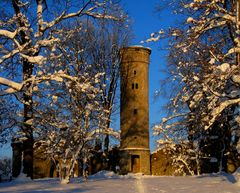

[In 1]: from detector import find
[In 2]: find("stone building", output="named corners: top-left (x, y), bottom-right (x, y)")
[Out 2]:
top-left (119, 46), bottom-right (151, 175)
top-left (151, 149), bottom-right (177, 176)
top-left (11, 140), bottom-right (79, 179)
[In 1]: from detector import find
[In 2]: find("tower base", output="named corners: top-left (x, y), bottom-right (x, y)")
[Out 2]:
top-left (119, 148), bottom-right (150, 175)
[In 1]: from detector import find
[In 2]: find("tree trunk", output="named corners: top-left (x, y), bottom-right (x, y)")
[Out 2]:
top-left (22, 60), bottom-right (34, 179)
top-left (103, 70), bottom-right (118, 152)
top-left (104, 121), bottom-right (110, 153)
top-left (12, 0), bottom-right (34, 179)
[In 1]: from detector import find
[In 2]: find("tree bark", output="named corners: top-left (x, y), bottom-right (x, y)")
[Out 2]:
top-left (104, 70), bottom-right (118, 152)
top-left (12, 0), bottom-right (34, 179)
top-left (22, 60), bottom-right (34, 179)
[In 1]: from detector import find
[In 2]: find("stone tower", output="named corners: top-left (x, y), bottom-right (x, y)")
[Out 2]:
top-left (119, 46), bottom-right (151, 175)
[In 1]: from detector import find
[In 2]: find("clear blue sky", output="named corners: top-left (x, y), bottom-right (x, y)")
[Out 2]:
top-left (0, 0), bottom-right (176, 157)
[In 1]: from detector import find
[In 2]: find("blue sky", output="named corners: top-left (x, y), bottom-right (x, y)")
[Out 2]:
top-left (0, 0), bottom-right (176, 157)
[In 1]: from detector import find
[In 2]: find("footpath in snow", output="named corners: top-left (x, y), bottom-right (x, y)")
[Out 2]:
top-left (0, 170), bottom-right (240, 193)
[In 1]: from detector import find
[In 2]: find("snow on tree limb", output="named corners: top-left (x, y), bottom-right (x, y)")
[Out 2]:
top-left (226, 47), bottom-right (240, 56)
top-left (0, 49), bottom-right (20, 64)
top-left (161, 113), bottom-right (188, 124)
top-left (0, 77), bottom-right (22, 91)
top-left (86, 127), bottom-right (120, 141)
top-left (20, 54), bottom-right (46, 65)
top-left (36, 38), bottom-right (60, 47)
top-left (204, 98), bottom-right (240, 130)
top-left (0, 88), bottom-right (20, 96)
top-left (42, 2), bottom-right (118, 34)
top-left (37, 0), bottom-right (44, 34)
top-left (0, 72), bottom-right (81, 96)
top-left (85, 11), bottom-right (119, 20)
top-left (0, 29), bottom-right (18, 39)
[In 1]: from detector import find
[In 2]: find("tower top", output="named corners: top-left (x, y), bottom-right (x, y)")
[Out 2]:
top-left (121, 45), bottom-right (151, 54)
top-left (120, 46), bottom-right (151, 65)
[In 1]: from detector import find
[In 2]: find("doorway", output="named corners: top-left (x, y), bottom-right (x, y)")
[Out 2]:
top-left (131, 155), bottom-right (140, 173)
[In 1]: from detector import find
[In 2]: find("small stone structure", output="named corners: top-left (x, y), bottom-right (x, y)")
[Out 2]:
top-left (151, 150), bottom-right (176, 176)
top-left (119, 46), bottom-right (151, 175)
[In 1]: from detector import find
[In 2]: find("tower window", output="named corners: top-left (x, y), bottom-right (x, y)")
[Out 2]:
top-left (135, 83), bottom-right (138, 89)
top-left (134, 109), bottom-right (137, 115)
top-left (134, 70), bottom-right (137, 75)
top-left (132, 83), bottom-right (134, 89)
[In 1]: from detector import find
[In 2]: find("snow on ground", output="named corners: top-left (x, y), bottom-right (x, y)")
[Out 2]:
top-left (0, 171), bottom-right (239, 193)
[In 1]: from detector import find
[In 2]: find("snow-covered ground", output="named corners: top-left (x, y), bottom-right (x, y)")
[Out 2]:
top-left (0, 171), bottom-right (240, 193)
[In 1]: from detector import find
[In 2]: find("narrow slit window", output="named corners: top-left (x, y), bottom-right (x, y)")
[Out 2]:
top-left (132, 83), bottom-right (134, 89)
top-left (134, 109), bottom-right (137, 115)
top-left (134, 70), bottom-right (137, 75)
top-left (135, 83), bottom-right (138, 89)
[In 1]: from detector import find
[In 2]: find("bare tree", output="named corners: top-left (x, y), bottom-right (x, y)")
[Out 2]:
top-left (56, 17), bottom-right (130, 153)
top-left (152, 0), bottom-right (240, 173)
top-left (0, 0), bottom-right (123, 178)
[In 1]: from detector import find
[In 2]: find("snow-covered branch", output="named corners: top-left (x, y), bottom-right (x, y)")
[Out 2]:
top-left (204, 98), bottom-right (240, 130)
top-left (0, 49), bottom-right (20, 64)
top-left (20, 54), bottom-right (46, 65)
top-left (0, 29), bottom-right (18, 39)
top-left (42, 1), bottom-right (117, 34)
top-left (0, 77), bottom-right (22, 91)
